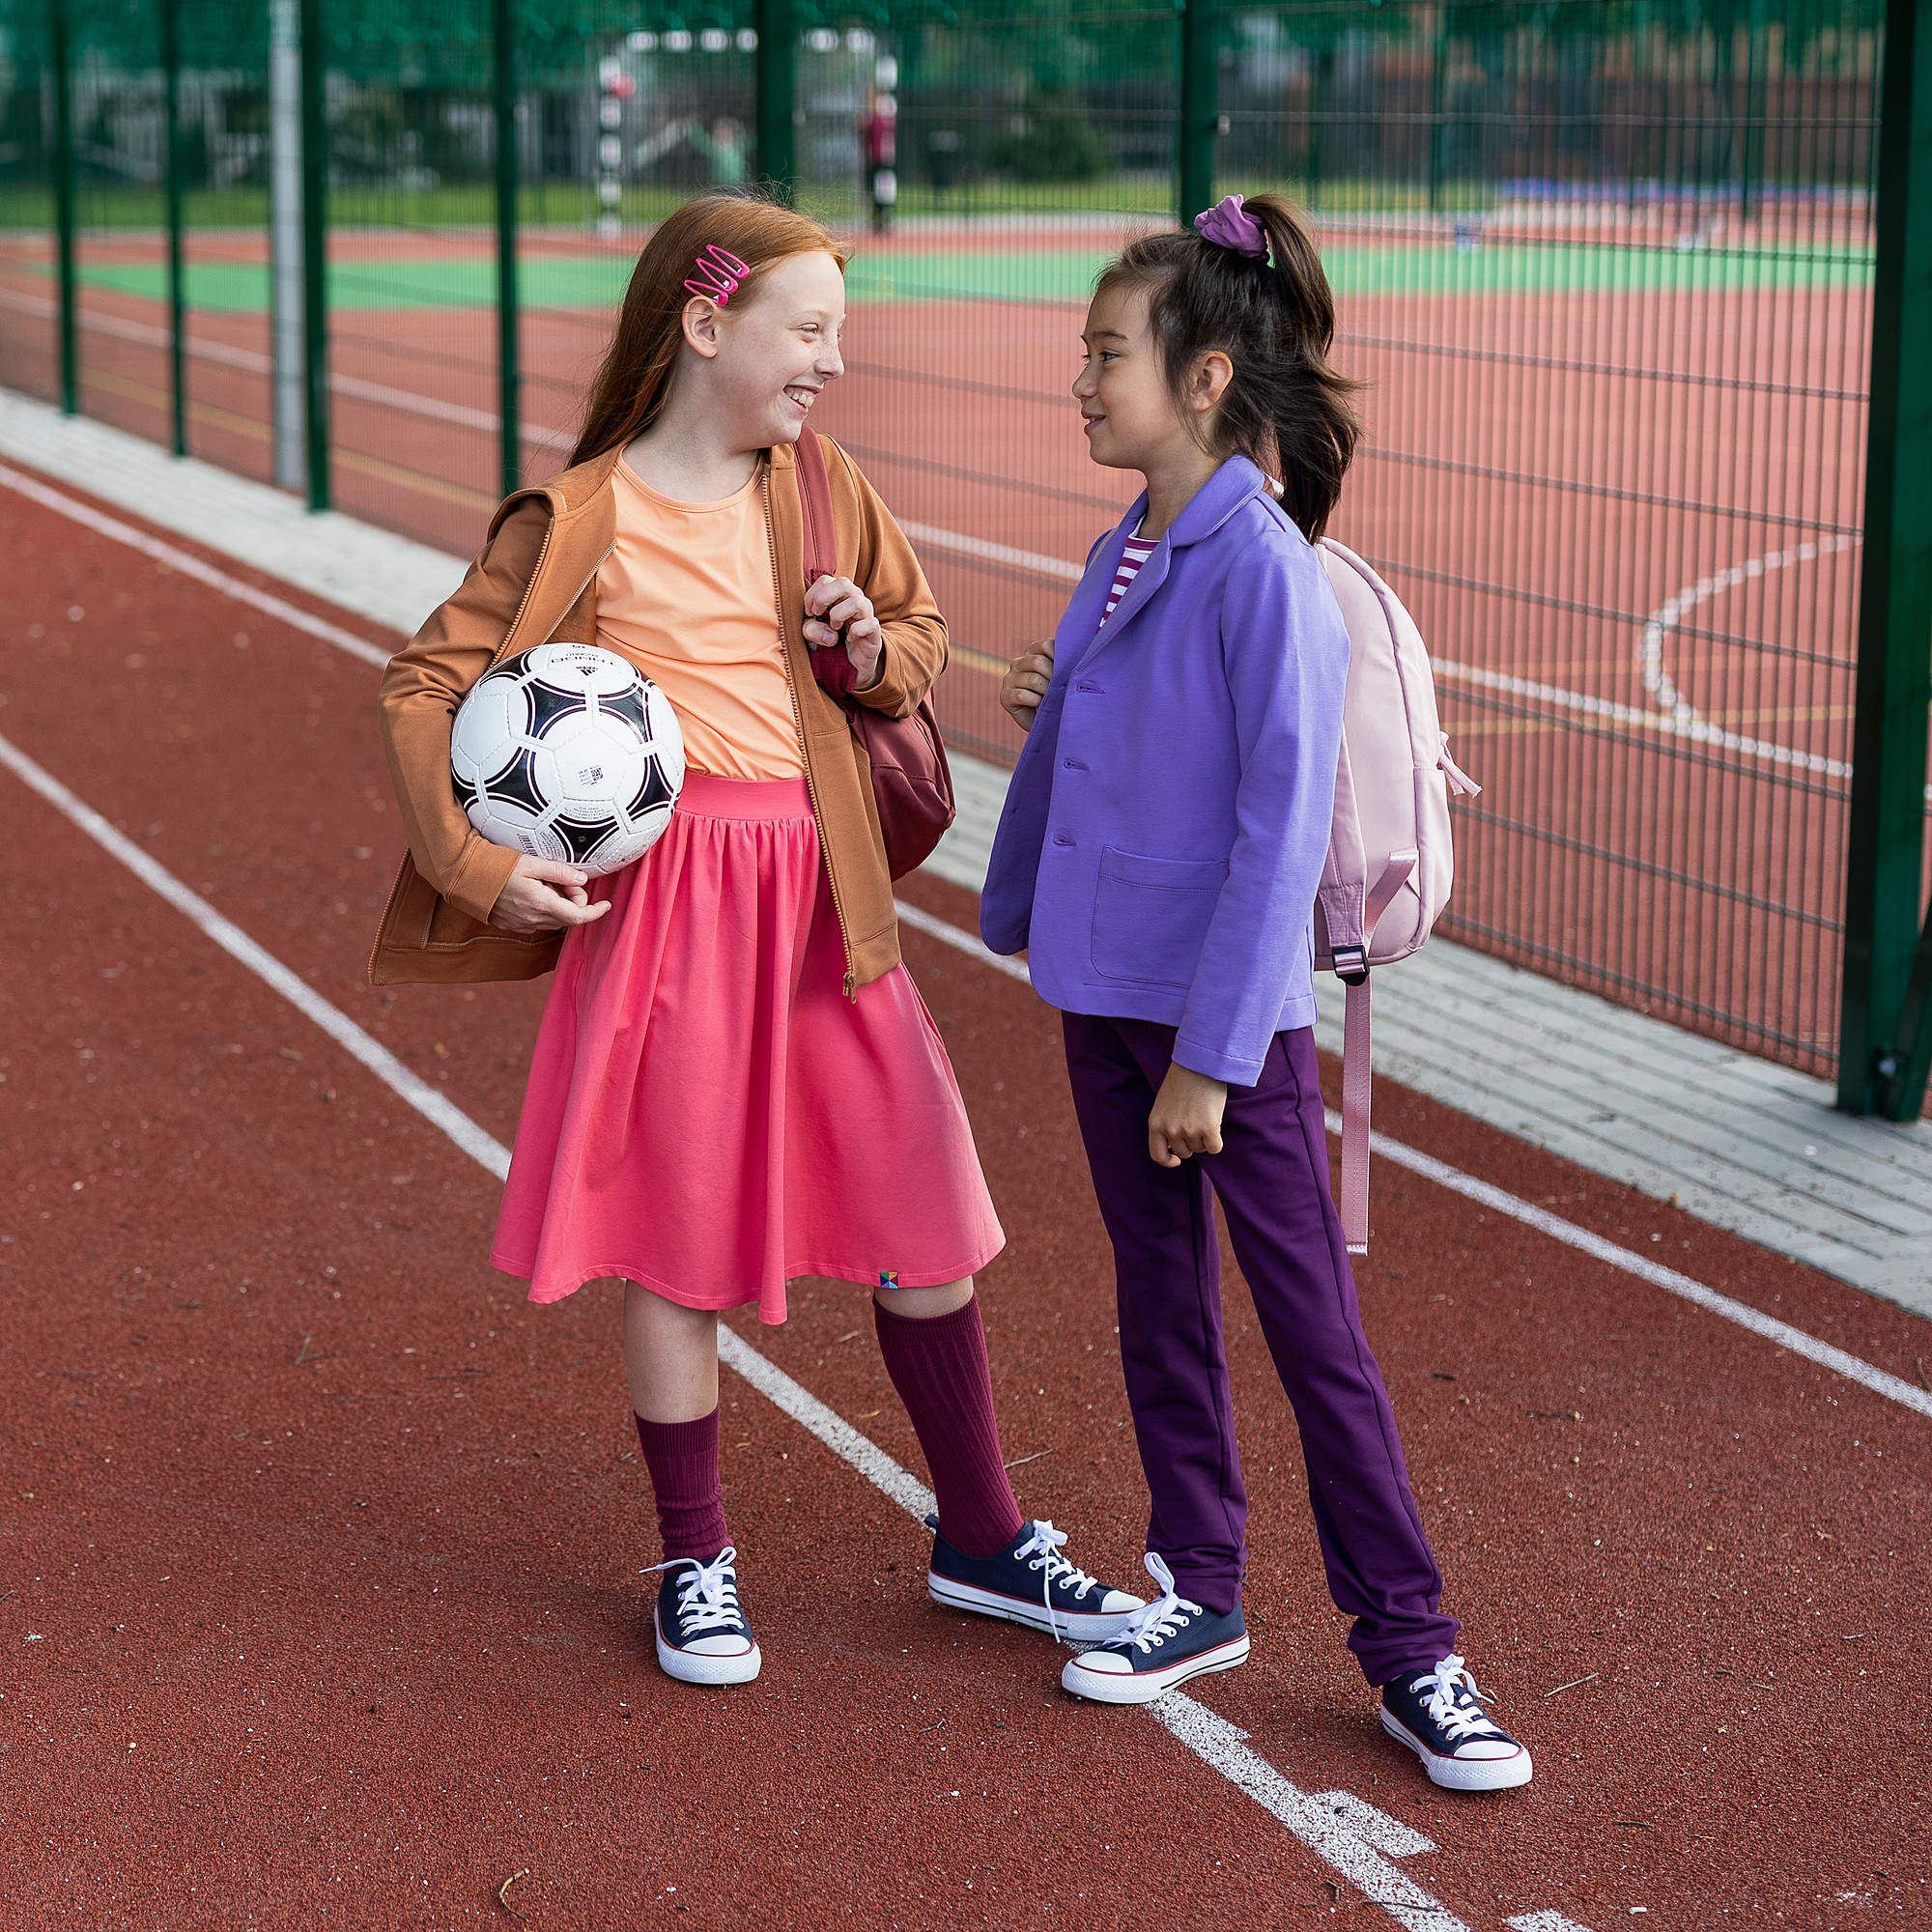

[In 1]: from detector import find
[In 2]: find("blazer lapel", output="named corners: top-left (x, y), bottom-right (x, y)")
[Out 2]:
top-left (1062, 457), bottom-right (1267, 673)
top-left (1058, 492), bottom-right (1150, 675)
top-left (1076, 530), bottom-right (1171, 671)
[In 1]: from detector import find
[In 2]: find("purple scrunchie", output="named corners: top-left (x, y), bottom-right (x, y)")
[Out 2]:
top-left (1192, 192), bottom-right (1268, 261)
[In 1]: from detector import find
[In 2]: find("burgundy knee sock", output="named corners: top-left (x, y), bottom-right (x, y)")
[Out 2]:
top-left (634, 1407), bottom-right (729, 1563)
top-left (873, 1295), bottom-right (1025, 1560)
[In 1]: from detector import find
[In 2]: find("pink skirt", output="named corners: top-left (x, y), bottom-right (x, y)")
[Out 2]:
top-left (490, 771), bottom-right (1006, 1321)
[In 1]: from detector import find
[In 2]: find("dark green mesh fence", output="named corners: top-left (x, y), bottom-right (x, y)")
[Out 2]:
top-left (1, 0), bottom-right (1923, 1104)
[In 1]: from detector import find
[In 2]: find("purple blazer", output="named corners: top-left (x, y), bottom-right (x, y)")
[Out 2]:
top-left (980, 455), bottom-right (1350, 1087)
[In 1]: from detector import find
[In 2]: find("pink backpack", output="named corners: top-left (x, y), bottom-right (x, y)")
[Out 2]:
top-left (1313, 538), bottom-right (1481, 1254)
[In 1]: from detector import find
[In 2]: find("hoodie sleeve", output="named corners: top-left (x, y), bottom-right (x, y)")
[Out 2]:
top-left (1171, 538), bottom-right (1350, 1087)
top-left (375, 495), bottom-right (550, 925)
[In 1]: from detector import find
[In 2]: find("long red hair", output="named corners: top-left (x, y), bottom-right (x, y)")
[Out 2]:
top-left (569, 190), bottom-right (850, 467)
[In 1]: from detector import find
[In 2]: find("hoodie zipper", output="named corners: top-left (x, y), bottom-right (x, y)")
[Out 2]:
top-left (762, 463), bottom-right (857, 1001)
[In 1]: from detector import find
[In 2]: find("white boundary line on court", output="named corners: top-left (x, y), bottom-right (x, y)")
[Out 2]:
top-left (8, 456), bottom-right (1930, 1432)
top-left (0, 458), bottom-right (393, 668)
top-left (0, 717), bottom-right (1515, 1932)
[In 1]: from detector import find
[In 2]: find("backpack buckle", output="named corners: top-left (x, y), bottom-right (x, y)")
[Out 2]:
top-left (1331, 943), bottom-right (1370, 986)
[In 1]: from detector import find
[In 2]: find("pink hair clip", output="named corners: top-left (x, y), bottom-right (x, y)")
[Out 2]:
top-left (684, 242), bottom-right (750, 306)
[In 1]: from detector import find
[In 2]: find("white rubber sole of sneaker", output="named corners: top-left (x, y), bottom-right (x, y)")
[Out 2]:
top-left (1060, 1632), bottom-right (1252, 1705)
top-left (926, 1571), bottom-right (1143, 1643)
top-left (1378, 1708), bottom-right (1533, 1791)
top-left (654, 1612), bottom-right (762, 1687)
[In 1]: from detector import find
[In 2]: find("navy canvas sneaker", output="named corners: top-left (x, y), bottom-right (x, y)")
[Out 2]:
top-left (1059, 1553), bottom-right (1250, 1704)
top-left (1379, 1655), bottom-right (1532, 1791)
top-left (645, 1546), bottom-right (761, 1687)
top-left (926, 1516), bottom-right (1146, 1642)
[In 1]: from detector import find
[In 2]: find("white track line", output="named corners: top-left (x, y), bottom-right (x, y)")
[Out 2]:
top-left (0, 718), bottom-right (1518, 1932)
top-left (0, 729), bottom-right (508, 1179)
top-left (7, 460), bottom-right (1927, 1428)
top-left (0, 459), bottom-right (390, 669)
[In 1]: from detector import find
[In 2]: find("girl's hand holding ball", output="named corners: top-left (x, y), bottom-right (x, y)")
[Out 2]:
top-left (805, 574), bottom-right (884, 691)
top-left (493, 856), bottom-right (612, 934)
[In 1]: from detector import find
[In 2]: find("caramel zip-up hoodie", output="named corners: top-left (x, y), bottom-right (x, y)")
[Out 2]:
top-left (369, 435), bottom-right (944, 995)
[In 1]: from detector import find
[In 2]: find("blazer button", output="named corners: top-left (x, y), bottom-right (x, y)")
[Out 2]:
top-left (1062, 758), bottom-right (1087, 772)
top-left (1052, 832), bottom-right (1074, 846)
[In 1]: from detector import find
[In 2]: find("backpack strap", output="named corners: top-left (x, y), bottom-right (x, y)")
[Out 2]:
top-left (1341, 979), bottom-right (1374, 1256)
top-left (1335, 849), bottom-right (1417, 1255)
top-left (794, 424), bottom-right (838, 582)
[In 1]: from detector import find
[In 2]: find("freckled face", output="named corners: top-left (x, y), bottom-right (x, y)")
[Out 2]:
top-left (709, 248), bottom-right (846, 447)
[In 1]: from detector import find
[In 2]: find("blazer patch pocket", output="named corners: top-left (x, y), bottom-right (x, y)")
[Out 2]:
top-left (1090, 846), bottom-right (1227, 987)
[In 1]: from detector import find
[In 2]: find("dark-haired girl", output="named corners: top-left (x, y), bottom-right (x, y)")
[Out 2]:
top-left (982, 194), bottom-right (1530, 1791)
top-left (376, 190), bottom-right (1140, 1690)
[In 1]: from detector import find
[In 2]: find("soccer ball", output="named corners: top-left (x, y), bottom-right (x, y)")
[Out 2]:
top-left (450, 641), bottom-right (685, 875)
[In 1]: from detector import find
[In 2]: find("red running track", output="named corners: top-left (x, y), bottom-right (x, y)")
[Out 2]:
top-left (1, 469), bottom-right (1929, 1929)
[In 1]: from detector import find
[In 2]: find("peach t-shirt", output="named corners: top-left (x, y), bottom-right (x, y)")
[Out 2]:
top-left (594, 456), bottom-right (805, 781)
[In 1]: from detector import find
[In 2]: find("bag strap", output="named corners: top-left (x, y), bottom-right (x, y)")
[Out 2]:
top-left (794, 426), bottom-right (858, 696)
top-left (794, 425), bottom-right (838, 586)
top-left (1334, 850), bottom-right (1416, 1255)
top-left (1340, 979), bottom-right (1374, 1255)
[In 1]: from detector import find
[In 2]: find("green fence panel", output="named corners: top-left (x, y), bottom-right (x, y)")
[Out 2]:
top-left (65, 0), bottom-right (171, 438)
top-left (1222, 0), bottom-right (1889, 1082)
top-left (0, 0), bottom-right (1921, 1107)
top-left (0, 5), bottom-right (60, 404)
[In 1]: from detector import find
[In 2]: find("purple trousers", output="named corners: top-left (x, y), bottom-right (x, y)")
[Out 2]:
top-left (1062, 1012), bottom-right (1459, 1686)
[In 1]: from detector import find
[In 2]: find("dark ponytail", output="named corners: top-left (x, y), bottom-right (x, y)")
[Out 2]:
top-left (1093, 193), bottom-right (1359, 541)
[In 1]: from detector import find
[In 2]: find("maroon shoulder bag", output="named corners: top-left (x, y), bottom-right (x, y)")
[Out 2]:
top-left (793, 426), bottom-right (955, 880)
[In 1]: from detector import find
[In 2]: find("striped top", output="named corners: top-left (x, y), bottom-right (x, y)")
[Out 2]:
top-left (1101, 527), bottom-right (1158, 623)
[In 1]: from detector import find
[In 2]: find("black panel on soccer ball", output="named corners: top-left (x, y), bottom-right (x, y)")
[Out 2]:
top-left (626, 755), bottom-right (677, 820)
top-left (552, 815), bottom-right (620, 866)
top-left (525, 676), bottom-right (588, 739)
top-left (599, 685), bottom-right (652, 741)
top-left (485, 743), bottom-right (549, 816)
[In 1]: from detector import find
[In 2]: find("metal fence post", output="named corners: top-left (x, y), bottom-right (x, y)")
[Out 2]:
top-left (159, 0), bottom-right (186, 456)
top-left (494, 0), bottom-right (521, 498)
top-left (1428, 2), bottom-right (1452, 214)
top-left (1837, 0), bottom-right (1932, 1121)
top-left (755, 0), bottom-right (796, 198)
top-left (49, 0), bottom-right (76, 415)
top-left (1178, 0), bottom-right (1217, 227)
top-left (269, 0), bottom-right (303, 489)
top-left (1739, 0), bottom-right (1766, 224)
top-left (298, 0), bottom-right (328, 511)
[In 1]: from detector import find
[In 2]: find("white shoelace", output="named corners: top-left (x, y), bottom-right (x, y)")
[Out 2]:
top-left (1111, 1552), bottom-right (1205, 1654)
top-left (1406, 1655), bottom-right (1504, 1743)
top-left (1016, 1520), bottom-right (1105, 1643)
top-left (643, 1545), bottom-right (745, 1638)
